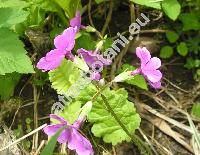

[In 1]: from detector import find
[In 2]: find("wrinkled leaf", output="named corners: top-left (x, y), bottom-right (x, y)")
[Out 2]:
top-left (0, 28), bottom-right (34, 75)
top-left (83, 85), bottom-right (141, 145)
top-left (0, 8), bottom-right (29, 28)
top-left (49, 59), bottom-right (81, 94)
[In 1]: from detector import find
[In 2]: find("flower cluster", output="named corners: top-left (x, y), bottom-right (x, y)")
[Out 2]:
top-left (37, 11), bottom-right (162, 155)
top-left (36, 11), bottom-right (110, 80)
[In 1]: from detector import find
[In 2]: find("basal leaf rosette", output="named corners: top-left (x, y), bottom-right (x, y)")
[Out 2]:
top-left (77, 84), bottom-right (141, 145)
top-left (48, 59), bottom-right (81, 94)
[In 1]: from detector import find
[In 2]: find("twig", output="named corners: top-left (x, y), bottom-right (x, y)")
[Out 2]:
top-left (88, 0), bottom-right (95, 28)
top-left (165, 90), bottom-right (180, 105)
top-left (139, 128), bottom-right (158, 155)
top-left (87, 0), bottom-right (103, 39)
top-left (9, 105), bottom-right (21, 129)
top-left (32, 75), bottom-right (40, 151)
top-left (141, 104), bottom-right (193, 134)
top-left (34, 140), bottom-right (45, 155)
top-left (130, 3), bottom-right (136, 23)
top-left (0, 124), bottom-right (47, 152)
top-left (101, 0), bottom-right (114, 36)
top-left (163, 77), bottom-right (189, 93)
top-left (143, 115), bottom-right (194, 153)
top-left (112, 29), bottom-right (169, 40)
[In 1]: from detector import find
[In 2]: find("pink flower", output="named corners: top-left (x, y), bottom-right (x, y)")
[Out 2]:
top-left (36, 27), bottom-right (77, 72)
top-left (77, 48), bottom-right (111, 80)
top-left (131, 47), bottom-right (162, 89)
top-left (43, 114), bottom-right (93, 155)
top-left (77, 48), bottom-right (111, 67)
top-left (70, 11), bottom-right (85, 30)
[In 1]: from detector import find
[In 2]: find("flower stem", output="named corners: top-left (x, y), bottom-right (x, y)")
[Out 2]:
top-left (91, 82), bottom-right (111, 102)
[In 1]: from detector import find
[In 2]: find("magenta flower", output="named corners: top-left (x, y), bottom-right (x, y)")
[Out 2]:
top-left (70, 11), bottom-right (85, 30)
top-left (36, 27), bottom-right (77, 72)
top-left (43, 114), bottom-right (93, 155)
top-left (77, 48), bottom-right (111, 80)
top-left (77, 48), bottom-right (111, 68)
top-left (131, 47), bottom-right (162, 89)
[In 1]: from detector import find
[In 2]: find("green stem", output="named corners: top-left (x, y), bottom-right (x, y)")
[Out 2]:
top-left (91, 82), bottom-right (111, 102)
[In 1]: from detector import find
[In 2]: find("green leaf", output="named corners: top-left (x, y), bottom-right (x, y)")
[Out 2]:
top-left (161, 0), bottom-right (181, 20)
top-left (53, 0), bottom-right (82, 18)
top-left (130, 0), bottom-right (161, 9)
top-left (184, 58), bottom-right (200, 69)
top-left (179, 12), bottom-right (200, 31)
top-left (60, 101), bottom-right (82, 124)
top-left (0, 28), bottom-right (34, 75)
top-left (114, 71), bottom-right (132, 82)
top-left (160, 45), bottom-right (173, 58)
top-left (119, 64), bottom-right (148, 90)
top-left (41, 126), bottom-right (66, 155)
top-left (50, 75), bottom-right (141, 145)
top-left (39, 0), bottom-right (62, 12)
top-left (48, 59), bottom-right (81, 94)
top-left (0, 73), bottom-right (21, 100)
top-left (102, 38), bottom-right (113, 52)
top-left (166, 31), bottom-right (179, 43)
top-left (75, 32), bottom-right (96, 51)
top-left (191, 103), bottom-right (200, 119)
top-left (0, 0), bottom-right (29, 8)
top-left (86, 86), bottom-right (141, 145)
top-left (0, 8), bottom-right (29, 28)
top-left (177, 42), bottom-right (188, 56)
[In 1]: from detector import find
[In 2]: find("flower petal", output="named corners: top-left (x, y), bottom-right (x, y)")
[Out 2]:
top-left (136, 47), bottom-right (151, 67)
top-left (78, 48), bottom-right (111, 68)
top-left (143, 57), bottom-right (161, 70)
top-left (149, 81), bottom-right (162, 89)
top-left (43, 124), bottom-right (63, 136)
top-left (70, 11), bottom-right (82, 29)
top-left (68, 128), bottom-right (93, 155)
top-left (50, 114), bottom-right (68, 124)
top-left (143, 69), bottom-right (162, 83)
top-left (45, 49), bottom-right (66, 61)
top-left (54, 27), bottom-right (77, 51)
top-left (36, 49), bottom-right (65, 72)
top-left (57, 128), bottom-right (71, 144)
top-left (91, 72), bottom-right (101, 81)
top-left (131, 68), bottom-right (141, 76)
